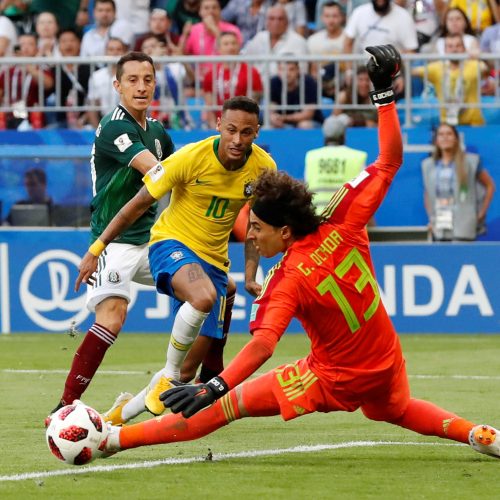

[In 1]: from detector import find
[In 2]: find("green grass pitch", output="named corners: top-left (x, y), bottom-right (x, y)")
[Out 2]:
top-left (1, 333), bottom-right (499, 499)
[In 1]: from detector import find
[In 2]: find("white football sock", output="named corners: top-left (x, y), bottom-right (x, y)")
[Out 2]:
top-left (121, 387), bottom-right (148, 422)
top-left (163, 302), bottom-right (209, 380)
top-left (120, 303), bottom-right (208, 421)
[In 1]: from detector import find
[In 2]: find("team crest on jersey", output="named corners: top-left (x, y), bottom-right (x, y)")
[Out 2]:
top-left (155, 139), bottom-right (162, 159)
top-left (243, 181), bottom-right (254, 198)
top-left (114, 133), bottom-right (133, 152)
top-left (170, 251), bottom-right (184, 261)
top-left (107, 270), bottom-right (121, 284)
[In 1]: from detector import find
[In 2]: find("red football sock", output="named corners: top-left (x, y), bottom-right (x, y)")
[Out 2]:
top-left (120, 391), bottom-right (241, 449)
top-left (394, 398), bottom-right (474, 443)
top-left (60, 323), bottom-right (116, 404)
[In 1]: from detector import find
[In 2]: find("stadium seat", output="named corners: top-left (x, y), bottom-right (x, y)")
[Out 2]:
top-left (397, 96), bottom-right (440, 127)
top-left (185, 97), bottom-right (205, 129)
top-left (481, 96), bottom-right (500, 124)
top-left (9, 204), bottom-right (51, 226)
top-left (52, 204), bottom-right (91, 227)
top-left (321, 96), bottom-right (334, 120)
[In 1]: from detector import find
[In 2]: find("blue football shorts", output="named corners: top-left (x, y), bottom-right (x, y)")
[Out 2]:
top-left (149, 239), bottom-right (228, 339)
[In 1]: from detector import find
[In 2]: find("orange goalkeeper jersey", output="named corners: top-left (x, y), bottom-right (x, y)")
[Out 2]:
top-left (248, 103), bottom-right (404, 391)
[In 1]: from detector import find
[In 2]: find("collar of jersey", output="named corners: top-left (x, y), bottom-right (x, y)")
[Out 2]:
top-left (212, 137), bottom-right (253, 169)
top-left (118, 104), bottom-right (148, 131)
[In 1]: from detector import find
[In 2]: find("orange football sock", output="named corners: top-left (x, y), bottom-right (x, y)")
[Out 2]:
top-left (394, 398), bottom-right (474, 443)
top-left (120, 391), bottom-right (241, 449)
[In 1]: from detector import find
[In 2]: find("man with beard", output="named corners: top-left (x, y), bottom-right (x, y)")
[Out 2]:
top-left (343, 0), bottom-right (418, 95)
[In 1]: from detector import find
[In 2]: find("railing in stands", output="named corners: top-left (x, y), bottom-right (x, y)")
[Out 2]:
top-left (0, 53), bottom-right (498, 129)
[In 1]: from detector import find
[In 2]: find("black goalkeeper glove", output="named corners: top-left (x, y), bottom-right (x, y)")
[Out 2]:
top-left (365, 44), bottom-right (401, 105)
top-left (160, 376), bottom-right (229, 418)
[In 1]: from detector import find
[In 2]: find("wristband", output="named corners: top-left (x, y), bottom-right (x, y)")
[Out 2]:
top-left (369, 87), bottom-right (395, 106)
top-left (88, 239), bottom-right (106, 257)
top-left (207, 376), bottom-right (229, 398)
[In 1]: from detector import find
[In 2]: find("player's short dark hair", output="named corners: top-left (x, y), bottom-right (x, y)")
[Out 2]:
top-left (116, 51), bottom-right (155, 80)
top-left (95, 0), bottom-right (116, 10)
top-left (252, 170), bottom-right (322, 237)
top-left (222, 96), bottom-right (260, 118)
top-left (19, 32), bottom-right (38, 41)
top-left (57, 28), bottom-right (82, 41)
top-left (25, 168), bottom-right (47, 185)
top-left (322, 1), bottom-right (343, 13)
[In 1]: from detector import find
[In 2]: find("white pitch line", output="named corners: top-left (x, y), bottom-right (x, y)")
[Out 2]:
top-left (3, 369), bottom-right (500, 381)
top-left (0, 441), bottom-right (463, 483)
top-left (410, 374), bottom-right (500, 380)
top-left (1, 369), bottom-right (145, 375)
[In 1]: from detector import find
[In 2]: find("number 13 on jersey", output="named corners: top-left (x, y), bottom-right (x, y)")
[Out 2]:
top-left (316, 248), bottom-right (380, 333)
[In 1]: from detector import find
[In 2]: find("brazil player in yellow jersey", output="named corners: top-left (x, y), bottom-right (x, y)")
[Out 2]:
top-left (76, 96), bottom-right (277, 423)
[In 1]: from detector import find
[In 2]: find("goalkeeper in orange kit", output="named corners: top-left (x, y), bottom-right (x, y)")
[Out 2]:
top-left (101, 45), bottom-right (500, 460)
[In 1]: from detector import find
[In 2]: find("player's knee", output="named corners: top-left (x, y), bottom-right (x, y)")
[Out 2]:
top-left (95, 297), bottom-right (128, 334)
top-left (189, 287), bottom-right (217, 313)
top-left (227, 276), bottom-right (236, 296)
top-left (361, 404), bottom-right (405, 423)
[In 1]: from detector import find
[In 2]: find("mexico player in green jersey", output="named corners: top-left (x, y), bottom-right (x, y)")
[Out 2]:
top-left (76, 96), bottom-right (277, 424)
top-left (46, 52), bottom-right (175, 420)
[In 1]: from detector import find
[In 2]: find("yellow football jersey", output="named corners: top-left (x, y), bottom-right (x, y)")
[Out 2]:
top-left (143, 136), bottom-right (277, 271)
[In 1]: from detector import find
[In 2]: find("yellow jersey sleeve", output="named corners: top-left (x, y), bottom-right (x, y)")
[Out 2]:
top-left (147, 137), bottom-right (277, 271)
top-left (142, 144), bottom-right (198, 200)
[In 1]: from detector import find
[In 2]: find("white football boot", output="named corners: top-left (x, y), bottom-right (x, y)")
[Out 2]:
top-left (469, 425), bottom-right (500, 458)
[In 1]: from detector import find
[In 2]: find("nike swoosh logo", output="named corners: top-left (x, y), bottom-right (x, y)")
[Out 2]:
top-left (195, 179), bottom-right (209, 185)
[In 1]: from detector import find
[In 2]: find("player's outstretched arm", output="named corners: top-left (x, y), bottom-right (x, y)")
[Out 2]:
top-left (75, 186), bottom-right (156, 291)
top-left (365, 44), bottom-right (401, 106)
top-left (366, 44), bottom-right (403, 178)
top-left (161, 328), bottom-right (279, 418)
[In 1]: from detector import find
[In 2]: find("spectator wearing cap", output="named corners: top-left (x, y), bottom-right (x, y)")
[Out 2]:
top-left (304, 114), bottom-right (367, 213)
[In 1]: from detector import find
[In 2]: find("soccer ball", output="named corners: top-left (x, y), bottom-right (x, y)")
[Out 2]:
top-left (45, 401), bottom-right (108, 466)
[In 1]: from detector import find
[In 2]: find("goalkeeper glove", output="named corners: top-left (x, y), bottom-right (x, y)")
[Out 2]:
top-left (160, 376), bottom-right (229, 418)
top-left (365, 44), bottom-right (401, 105)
